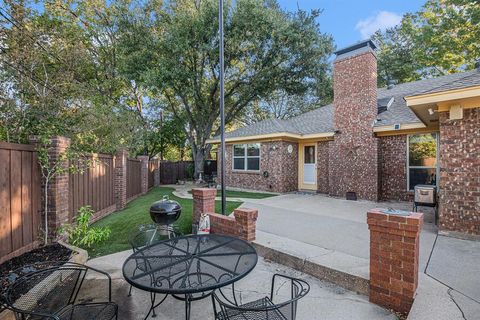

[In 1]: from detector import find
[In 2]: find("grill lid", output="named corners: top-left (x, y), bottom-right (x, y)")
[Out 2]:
top-left (150, 195), bottom-right (181, 213)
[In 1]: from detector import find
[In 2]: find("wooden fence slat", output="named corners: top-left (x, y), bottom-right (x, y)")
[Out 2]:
top-left (10, 150), bottom-right (23, 251)
top-left (0, 149), bottom-right (12, 256)
top-left (21, 151), bottom-right (33, 245)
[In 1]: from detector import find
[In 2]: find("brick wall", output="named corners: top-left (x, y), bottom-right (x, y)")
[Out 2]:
top-left (329, 50), bottom-right (379, 201)
top-left (316, 141), bottom-right (330, 194)
top-left (439, 108), bottom-right (480, 236)
top-left (368, 208), bottom-right (423, 315)
top-left (192, 188), bottom-right (258, 241)
top-left (218, 140), bottom-right (298, 193)
top-left (209, 208), bottom-right (258, 242)
top-left (379, 135), bottom-right (412, 201)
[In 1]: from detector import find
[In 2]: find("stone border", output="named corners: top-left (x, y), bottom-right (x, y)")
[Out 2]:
top-left (0, 242), bottom-right (87, 320)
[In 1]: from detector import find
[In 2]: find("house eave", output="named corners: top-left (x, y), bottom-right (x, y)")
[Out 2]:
top-left (206, 131), bottom-right (335, 144)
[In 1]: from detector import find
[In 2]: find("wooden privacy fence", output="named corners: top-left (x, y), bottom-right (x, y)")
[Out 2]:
top-left (160, 161), bottom-right (193, 184)
top-left (0, 136), bottom-right (161, 263)
top-left (69, 154), bottom-right (115, 219)
top-left (0, 142), bottom-right (41, 264)
top-left (127, 158), bottom-right (142, 199)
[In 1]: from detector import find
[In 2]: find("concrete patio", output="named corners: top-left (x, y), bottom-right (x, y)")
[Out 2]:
top-left (241, 193), bottom-right (480, 320)
top-left (85, 250), bottom-right (397, 320)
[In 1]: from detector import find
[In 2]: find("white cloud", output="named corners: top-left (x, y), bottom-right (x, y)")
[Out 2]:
top-left (355, 11), bottom-right (402, 39)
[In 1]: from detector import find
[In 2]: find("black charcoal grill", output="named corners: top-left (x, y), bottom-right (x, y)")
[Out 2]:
top-left (150, 195), bottom-right (182, 225)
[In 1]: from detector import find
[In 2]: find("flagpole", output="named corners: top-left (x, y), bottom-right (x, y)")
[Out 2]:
top-left (219, 0), bottom-right (226, 215)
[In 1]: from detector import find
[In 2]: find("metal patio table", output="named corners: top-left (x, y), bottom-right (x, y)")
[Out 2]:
top-left (122, 234), bottom-right (258, 320)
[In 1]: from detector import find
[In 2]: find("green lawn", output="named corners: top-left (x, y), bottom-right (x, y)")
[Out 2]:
top-left (187, 189), bottom-right (277, 199)
top-left (86, 187), bottom-right (242, 258)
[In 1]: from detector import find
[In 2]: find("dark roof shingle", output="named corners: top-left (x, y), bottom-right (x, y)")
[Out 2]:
top-left (216, 69), bottom-right (480, 140)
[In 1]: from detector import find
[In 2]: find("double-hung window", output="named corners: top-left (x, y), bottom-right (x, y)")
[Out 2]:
top-left (233, 144), bottom-right (260, 171)
top-left (407, 133), bottom-right (439, 191)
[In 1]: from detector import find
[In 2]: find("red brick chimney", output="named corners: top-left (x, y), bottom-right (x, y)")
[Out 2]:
top-left (329, 40), bottom-right (379, 201)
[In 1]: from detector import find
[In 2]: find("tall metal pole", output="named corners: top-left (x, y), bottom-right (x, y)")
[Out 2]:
top-left (219, 0), bottom-right (226, 215)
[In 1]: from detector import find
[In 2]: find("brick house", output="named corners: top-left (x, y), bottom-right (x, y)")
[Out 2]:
top-left (207, 40), bottom-right (480, 237)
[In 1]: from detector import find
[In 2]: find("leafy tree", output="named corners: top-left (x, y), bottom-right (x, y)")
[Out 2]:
top-left (117, 0), bottom-right (334, 177)
top-left (374, 0), bottom-right (480, 86)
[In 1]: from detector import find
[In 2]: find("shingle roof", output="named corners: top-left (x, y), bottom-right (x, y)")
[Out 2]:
top-left (216, 68), bottom-right (480, 140)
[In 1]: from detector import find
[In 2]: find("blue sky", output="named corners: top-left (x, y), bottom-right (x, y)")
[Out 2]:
top-left (277, 0), bottom-right (425, 49)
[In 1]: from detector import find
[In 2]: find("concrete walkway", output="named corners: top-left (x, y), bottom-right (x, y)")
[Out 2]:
top-left (166, 183), bottom-right (278, 203)
top-left (86, 250), bottom-right (396, 320)
top-left (241, 193), bottom-right (480, 320)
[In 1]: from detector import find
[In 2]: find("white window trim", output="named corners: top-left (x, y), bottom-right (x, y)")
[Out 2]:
top-left (232, 143), bottom-right (261, 172)
top-left (406, 133), bottom-right (440, 191)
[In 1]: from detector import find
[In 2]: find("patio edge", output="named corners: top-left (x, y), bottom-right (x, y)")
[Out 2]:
top-left (252, 242), bottom-right (369, 296)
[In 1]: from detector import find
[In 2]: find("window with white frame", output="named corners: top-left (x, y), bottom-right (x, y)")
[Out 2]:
top-left (233, 144), bottom-right (260, 171)
top-left (407, 133), bottom-right (438, 191)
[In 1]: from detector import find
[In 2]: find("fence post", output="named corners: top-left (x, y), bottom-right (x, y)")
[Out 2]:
top-left (114, 149), bottom-right (128, 210)
top-left (138, 155), bottom-right (149, 194)
top-left (154, 160), bottom-right (161, 186)
top-left (29, 135), bottom-right (71, 238)
top-left (367, 208), bottom-right (423, 315)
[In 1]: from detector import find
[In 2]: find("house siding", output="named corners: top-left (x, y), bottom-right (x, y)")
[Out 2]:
top-left (379, 135), bottom-right (412, 201)
top-left (217, 141), bottom-right (298, 193)
top-left (438, 108), bottom-right (480, 236)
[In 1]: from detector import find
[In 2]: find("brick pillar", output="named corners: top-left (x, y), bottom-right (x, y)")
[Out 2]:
top-left (29, 136), bottom-right (71, 237)
top-left (115, 149), bottom-right (128, 210)
top-left (154, 160), bottom-right (161, 186)
top-left (191, 188), bottom-right (217, 225)
top-left (138, 155), bottom-right (149, 194)
top-left (233, 208), bottom-right (258, 241)
top-left (367, 208), bottom-right (424, 315)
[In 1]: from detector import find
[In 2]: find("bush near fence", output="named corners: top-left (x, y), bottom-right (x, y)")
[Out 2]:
top-left (0, 137), bottom-right (161, 263)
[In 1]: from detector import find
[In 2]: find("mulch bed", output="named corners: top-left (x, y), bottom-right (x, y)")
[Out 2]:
top-left (0, 243), bottom-right (72, 308)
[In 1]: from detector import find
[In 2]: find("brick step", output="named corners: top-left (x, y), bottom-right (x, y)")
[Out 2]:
top-left (253, 230), bottom-right (370, 295)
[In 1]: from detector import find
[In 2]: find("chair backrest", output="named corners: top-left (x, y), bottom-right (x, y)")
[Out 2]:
top-left (213, 275), bottom-right (310, 320)
top-left (5, 265), bottom-right (87, 318)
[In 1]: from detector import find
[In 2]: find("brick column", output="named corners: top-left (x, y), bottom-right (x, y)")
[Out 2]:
top-left (137, 155), bottom-right (149, 194)
top-left (367, 208), bottom-right (423, 314)
top-left (191, 188), bottom-right (217, 225)
top-left (29, 136), bottom-right (71, 237)
top-left (114, 149), bottom-right (128, 210)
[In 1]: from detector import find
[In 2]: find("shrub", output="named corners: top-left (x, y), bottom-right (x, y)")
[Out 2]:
top-left (60, 206), bottom-right (111, 248)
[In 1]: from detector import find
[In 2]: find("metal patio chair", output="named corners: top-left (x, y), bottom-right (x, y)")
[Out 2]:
top-left (4, 262), bottom-right (117, 320)
top-left (212, 274), bottom-right (310, 320)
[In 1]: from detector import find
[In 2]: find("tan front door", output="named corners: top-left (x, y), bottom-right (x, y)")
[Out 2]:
top-left (298, 143), bottom-right (317, 190)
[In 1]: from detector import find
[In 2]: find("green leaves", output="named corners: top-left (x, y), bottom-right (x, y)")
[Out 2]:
top-left (60, 205), bottom-right (111, 248)
top-left (116, 0), bottom-right (334, 175)
top-left (375, 0), bottom-right (480, 86)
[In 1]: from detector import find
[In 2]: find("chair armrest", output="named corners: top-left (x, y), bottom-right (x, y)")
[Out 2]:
top-left (270, 274), bottom-right (310, 302)
top-left (82, 265), bottom-right (113, 302)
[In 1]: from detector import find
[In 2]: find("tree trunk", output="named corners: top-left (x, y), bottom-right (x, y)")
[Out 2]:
top-left (194, 149), bottom-right (205, 180)
top-left (44, 177), bottom-right (49, 245)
